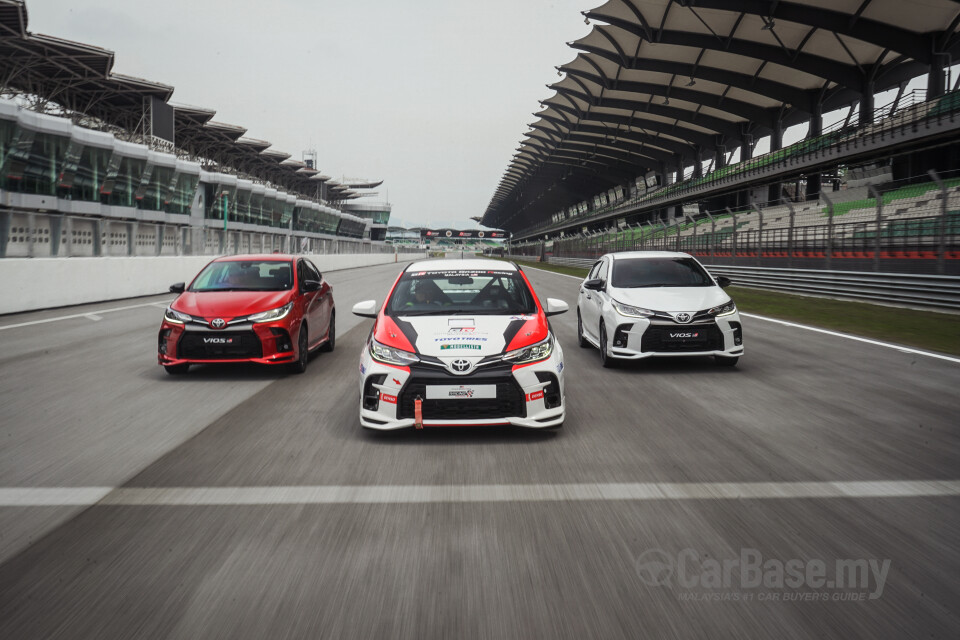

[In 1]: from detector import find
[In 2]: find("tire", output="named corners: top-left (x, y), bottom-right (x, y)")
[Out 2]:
top-left (715, 356), bottom-right (739, 367)
top-left (321, 312), bottom-right (335, 352)
top-left (163, 363), bottom-right (189, 375)
top-left (289, 323), bottom-right (309, 374)
top-left (599, 323), bottom-right (615, 368)
top-left (577, 310), bottom-right (589, 348)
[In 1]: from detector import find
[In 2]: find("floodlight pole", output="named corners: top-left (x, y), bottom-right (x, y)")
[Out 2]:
top-left (867, 185), bottom-right (882, 272)
top-left (928, 169), bottom-right (947, 274)
top-left (703, 210), bottom-right (716, 260)
top-left (821, 191), bottom-right (834, 270)
top-left (780, 196), bottom-right (796, 268)
top-left (726, 207), bottom-right (737, 260)
top-left (752, 205), bottom-right (764, 265)
top-left (686, 214), bottom-right (697, 255)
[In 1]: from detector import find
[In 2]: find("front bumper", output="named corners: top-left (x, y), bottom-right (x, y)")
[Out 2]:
top-left (357, 349), bottom-right (566, 430)
top-left (157, 319), bottom-right (298, 366)
top-left (605, 312), bottom-right (744, 360)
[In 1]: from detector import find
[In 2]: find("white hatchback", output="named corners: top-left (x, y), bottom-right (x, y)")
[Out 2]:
top-left (576, 251), bottom-right (743, 367)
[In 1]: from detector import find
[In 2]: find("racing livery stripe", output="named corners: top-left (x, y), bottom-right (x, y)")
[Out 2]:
top-left (391, 316), bottom-right (419, 351)
top-left (506, 314), bottom-right (549, 352)
top-left (374, 315), bottom-right (415, 352)
top-left (501, 319), bottom-right (527, 350)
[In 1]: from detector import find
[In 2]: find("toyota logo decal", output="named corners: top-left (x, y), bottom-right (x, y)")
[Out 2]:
top-left (674, 312), bottom-right (691, 324)
top-left (210, 318), bottom-right (226, 329)
top-left (452, 359), bottom-right (471, 372)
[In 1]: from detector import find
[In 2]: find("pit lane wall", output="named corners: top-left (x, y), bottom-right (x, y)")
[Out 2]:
top-left (0, 253), bottom-right (426, 315)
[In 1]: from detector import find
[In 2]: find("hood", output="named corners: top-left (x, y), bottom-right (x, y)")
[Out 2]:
top-left (609, 286), bottom-right (730, 314)
top-left (385, 313), bottom-right (548, 359)
top-left (172, 290), bottom-right (292, 320)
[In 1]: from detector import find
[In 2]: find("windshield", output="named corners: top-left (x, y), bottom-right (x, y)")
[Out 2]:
top-left (189, 260), bottom-right (293, 292)
top-left (387, 269), bottom-right (537, 316)
top-left (611, 257), bottom-right (714, 288)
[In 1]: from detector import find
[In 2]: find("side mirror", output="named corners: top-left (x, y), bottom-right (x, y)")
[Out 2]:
top-left (302, 279), bottom-right (322, 292)
top-left (169, 282), bottom-right (185, 294)
top-left (352, 300), bottom-right (378, 318)
top-left (544, 298), bottom-right (569, 316)
top-left (583, 278), bottom-right (604, 291)
top-left (716, 276), bottom-right (732, 288)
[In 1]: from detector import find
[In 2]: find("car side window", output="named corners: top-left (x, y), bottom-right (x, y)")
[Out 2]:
top-left (587, 261), bottom-right (601, 280)
top-left (597, 259), bottom-right (609, 284)
top-left (304, 260), bottom-right (321, 282)
top-left (296, 260), bottom-right (306, 291)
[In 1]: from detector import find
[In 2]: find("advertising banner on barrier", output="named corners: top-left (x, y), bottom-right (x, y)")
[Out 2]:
top-left (420, 229), bottom-right (510, 239)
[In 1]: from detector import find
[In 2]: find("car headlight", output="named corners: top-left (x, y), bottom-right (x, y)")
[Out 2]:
top-left (247, 302), bottom-right (293, 323)
top-left (164, 307), bottom-right (192, 324)
top-left (707, 300), bottom-right (737, 317)
top-left (369, 338), bottom-right (420, 366)
top-left (503, 334), bottom-right (553, 364)
top-left (611, 299), bottom-right (656, 318)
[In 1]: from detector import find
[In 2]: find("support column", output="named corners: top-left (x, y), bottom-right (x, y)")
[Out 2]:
top-left (767, 119), bottom-right (783, 205)
top-left (809, 101), bottom-right (823, 138)
top-left (740, 134), bottom-right (753, 161)
top-left (693, 147), bottom-right (703, 178)
top-left (715, 146), bottom-right (726, 170)
top-left (860, 81), bottom-right (875, 125)
top-left (806, 100), bottom-right (823, 201)
top-left (770, 119), bottom-right (783, 152)
top-left (928, 53), bottom-right (946, 99)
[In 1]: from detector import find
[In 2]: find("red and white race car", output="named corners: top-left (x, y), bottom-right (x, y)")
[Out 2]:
top-left (352, 259), bottom-right (567, 430)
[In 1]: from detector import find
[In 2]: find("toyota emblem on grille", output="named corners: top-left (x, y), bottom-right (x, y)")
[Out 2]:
top-left (674, 312), bottom-right (692, 324)
top-left (210, 318), bottom-right (226, 329)
top-left (452, 359), bottom-right (471, 373)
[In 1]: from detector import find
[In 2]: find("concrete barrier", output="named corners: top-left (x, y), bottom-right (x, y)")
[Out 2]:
top-left (0, 253), bottom-right (426, 315)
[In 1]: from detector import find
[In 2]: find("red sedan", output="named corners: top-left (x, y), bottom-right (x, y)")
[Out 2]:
top-left (158, 254), bottom-right (334, 375)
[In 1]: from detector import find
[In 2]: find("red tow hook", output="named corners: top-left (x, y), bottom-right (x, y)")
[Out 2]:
top-left (414, 395), bottom-right (423, 430)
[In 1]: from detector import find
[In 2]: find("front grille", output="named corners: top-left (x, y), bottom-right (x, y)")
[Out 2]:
top-left (398, 374), bottom-right (525, 421)
top-left (640, 323), bottom-right (724, 353)
top-left (178, 331), bottom-right (262, 360)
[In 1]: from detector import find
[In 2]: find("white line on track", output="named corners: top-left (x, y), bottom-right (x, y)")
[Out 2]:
top-left (739, 313), bottom-right (960, 364)
top-left (0, 301), bottom-right (167, 331)
top-left (1, 480), bottom-right (958, 507)
top-left (519, 264), bottom-right (959, 364)
top-left (84, 314), bottom-right (102, 322)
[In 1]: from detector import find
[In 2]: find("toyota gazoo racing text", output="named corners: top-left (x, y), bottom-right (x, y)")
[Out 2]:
top-left (352, 259), bottom-right (568, 430)
top-left (158, 254), bottom-right (335, 375)
top-left (576, 251), bottom-right (743, 367)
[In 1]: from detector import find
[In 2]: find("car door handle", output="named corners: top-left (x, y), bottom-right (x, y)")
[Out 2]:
top-left (585, 294), bottom-right (592, 300)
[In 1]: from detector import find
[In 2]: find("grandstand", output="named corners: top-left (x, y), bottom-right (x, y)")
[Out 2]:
top-left (484, 1), bottom-right (960, 275)
top-left (0, 0), bottom-right (398, 259)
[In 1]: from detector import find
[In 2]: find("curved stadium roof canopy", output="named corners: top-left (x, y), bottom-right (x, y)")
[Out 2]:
top-left (0, 0), bottom-right (378, 204)
top-left (482, 0), bottom-right (960, 232)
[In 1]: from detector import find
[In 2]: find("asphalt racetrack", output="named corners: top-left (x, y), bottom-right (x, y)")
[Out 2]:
top-left (0, 259), bottom-right (957, 639)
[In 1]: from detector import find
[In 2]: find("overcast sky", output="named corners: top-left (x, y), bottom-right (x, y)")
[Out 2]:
top-left (27, 0), bottom-right (593, 229)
